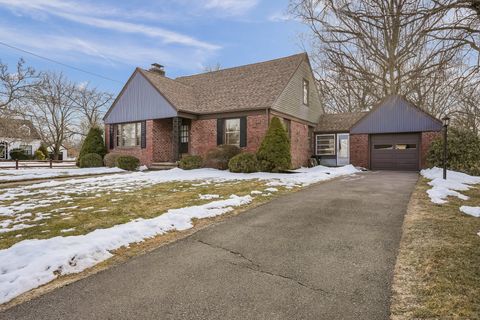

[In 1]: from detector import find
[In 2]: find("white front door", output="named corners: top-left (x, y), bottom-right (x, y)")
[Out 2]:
top-left (336, 134), bottom-right (349, 166)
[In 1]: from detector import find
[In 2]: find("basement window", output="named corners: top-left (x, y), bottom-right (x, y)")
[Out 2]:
top-left (316, 134), bottom-right (335, 155)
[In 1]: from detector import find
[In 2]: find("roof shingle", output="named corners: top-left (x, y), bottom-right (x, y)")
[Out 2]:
top-left (315, 112), bottom-right (368, 132)
top-left (0, 118), bottom-right (41, 139)
top-left (140, 53), bottom-right (307, 114)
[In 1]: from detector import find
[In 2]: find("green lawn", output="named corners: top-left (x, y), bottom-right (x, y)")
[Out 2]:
top-left (0, 179), bottom-right (295, 250)
top-left (391, 178), bottom-right (480, 319)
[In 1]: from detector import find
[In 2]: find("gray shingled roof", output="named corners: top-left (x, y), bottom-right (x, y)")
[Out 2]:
top-left (0, 118), bottom-right (41, 139)
top-left (140, 53), bottom-right (307, 114)
top-left (315, 112), bottom-right (368, 132)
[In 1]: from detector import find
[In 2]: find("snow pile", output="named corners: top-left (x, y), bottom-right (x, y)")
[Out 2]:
top-left (0, 195), bottom-right (252, 304)
top-left (420, 167), bottom-right (480, 204)
top-left (0, 167), bottom-right (125, 182)
top-left (460, 206), bottom-right (480, 218)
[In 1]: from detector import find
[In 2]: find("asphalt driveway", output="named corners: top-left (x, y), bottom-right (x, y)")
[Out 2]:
top-left (1, 171), bottom-right (418, 320)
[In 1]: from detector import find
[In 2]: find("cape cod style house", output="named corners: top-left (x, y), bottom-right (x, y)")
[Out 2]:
top-left (0, 118), bottom-right (42, 160)
top-left (104, 53), bottom-right (442, 171)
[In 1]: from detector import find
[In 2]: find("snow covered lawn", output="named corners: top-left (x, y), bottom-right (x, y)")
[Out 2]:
top-left (0, 167), bottom-right (125, 183)
top-left (0, 165), bottom-right (359, 305)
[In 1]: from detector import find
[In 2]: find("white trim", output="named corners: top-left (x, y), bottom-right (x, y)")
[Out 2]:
top-left (315, 134), bottom-right (336, 156)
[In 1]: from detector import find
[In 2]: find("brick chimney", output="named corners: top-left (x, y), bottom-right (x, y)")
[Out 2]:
top-left (149, 63), bottom-right (165, 76)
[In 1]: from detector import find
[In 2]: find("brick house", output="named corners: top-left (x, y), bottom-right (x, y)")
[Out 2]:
top-left (314, 95), bottom-right (442, 171)
top-left (104, 53), bottom-right (322, 168)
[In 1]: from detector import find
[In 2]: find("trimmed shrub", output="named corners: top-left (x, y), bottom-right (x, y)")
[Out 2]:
top-left (228, 152), bottom-right (258, 173)
top-left (104, 153), bottom-right (121, 168)
top-left (77, 126), bottom-right (107, 165)
top-left (179, 155), bottom-right (203, 170)
top-left (34, 150), bottom-right (46, 160)
top-left (256, 117), bottom-right (291, 172)
top-left (37, 143), bottom-right (49, 159)
top-left (9, 148), bottom-right (30, 160)
top-left (79, 153), bottom-right (103, 168)
top-left (427, 127), bottom-right (480, 175)
top-left (116, 155), bottom-right (140, 171)
top-left (204, 144), bottom-right (241, 170)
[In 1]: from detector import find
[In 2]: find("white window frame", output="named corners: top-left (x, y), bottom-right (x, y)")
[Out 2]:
top-left (116, 122), bottom-right (141, 147)
top-left (303, 79), bottom-right (309, 105)
top-left (316, 134), bottom-right (336, 156)
top-left (224, 118), bottom-right (241, 147)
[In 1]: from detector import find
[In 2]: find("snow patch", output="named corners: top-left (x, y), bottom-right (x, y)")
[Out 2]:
top-left (0, 167), bottom-right (124, 182)
top-left (460, 206), bottom-right (480, 218)
top-left (198, 194), bottom-right (220, 200)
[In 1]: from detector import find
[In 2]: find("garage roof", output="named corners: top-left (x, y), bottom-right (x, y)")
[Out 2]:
top-left (315, 112), bottom-right (367, 132)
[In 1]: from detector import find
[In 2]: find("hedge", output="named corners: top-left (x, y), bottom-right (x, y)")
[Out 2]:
top-left (427, 127), bottom-right (480, 175)
top-left (228, 152), bottom-right (258, 173)
top-left (179, 155), bottom-right (203, 170)
top-left (77, 126), bottom-right (107, 165)
top-left (79, 153), bottom-right (103, 168)
top-left (104, 153), bottom-right (122, 168)
top-left (204, 144), bottom-right (241, 170)
top-left (116, 155), bottom-right (140, 171)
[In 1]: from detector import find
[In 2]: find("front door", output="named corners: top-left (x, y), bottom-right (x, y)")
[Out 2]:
top-left (179, 120), bottom-right (190, 154)
top-left (336, 133), bottom-right (349, 166)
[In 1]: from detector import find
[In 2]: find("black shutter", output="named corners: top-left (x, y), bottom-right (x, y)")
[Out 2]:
top-left (109, 125), bottom-right (114, 150)
top-left (240, 117), bottom-right (247, 148)
top-left (141, 121), bottom-right (146, 149)
top-left (217, 119), bottom-right (224, 145)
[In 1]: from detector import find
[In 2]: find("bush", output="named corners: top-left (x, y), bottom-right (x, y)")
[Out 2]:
top-left (116, 155), bottom-right (140, 171)
top-left (79, 153), bottom-right (103, 168)
top-left (37, 143), bottom-right (49, 159)
top-left (256, 117), bottom-right (291, 172)
top-left (104, 153), bottom-right (121, 168)
top-left (9, 148), bottom-right (30, 160)
top-left (427, 127), bottom-right (480, 175)
top-left (204, 144), bottom-right (241, 170)
top-left (228, 152), bottom-right (258, 173)
top-left (179, 155), bottom-right (203, 170)
top-left (34, 150), bottom-right (46, 160)
top-left (77, 126), bottom-right (107, 165)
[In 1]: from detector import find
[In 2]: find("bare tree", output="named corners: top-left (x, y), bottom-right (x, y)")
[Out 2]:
top-left (28, 72), bottom-right (76, 159)
top-left (290, 0), bottom-right (468, 113)
top-left (70, 84), bottom-right (112, 136)
top-left (0, 59), bottom-right (39, 114)
top-left (203, 63), bottom-right (222, 72)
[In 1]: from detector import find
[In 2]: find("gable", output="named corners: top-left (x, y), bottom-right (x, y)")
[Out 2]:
top-left (104, 71), bottom-right (177, 124)
top-left (351, 96), bottom-right (442, 134)
top-left (272, 60), bottom-right (323, 124)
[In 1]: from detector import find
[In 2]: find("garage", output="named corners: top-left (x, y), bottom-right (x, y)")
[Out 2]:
top-left (370, 133), bottom-right (420, 171)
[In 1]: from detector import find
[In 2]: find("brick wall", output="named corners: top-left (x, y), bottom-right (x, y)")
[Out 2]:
top-left (350, 134), bottom-right (369, 168)
top-left (290, 121), bottom-right (311, 168)
top-left (245, 114), bottom-right (268, 153)
top-left (421, 131), bottom-right (441, 169)
top-left (190, 119), bottom-right (217, 157)
top-left (105, 119), bottom-right (175, 166)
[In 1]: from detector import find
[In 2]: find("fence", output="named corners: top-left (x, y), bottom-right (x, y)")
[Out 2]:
top-left (0, 160), bottom-right (77, 169)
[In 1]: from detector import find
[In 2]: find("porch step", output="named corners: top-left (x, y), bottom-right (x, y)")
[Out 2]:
top-left (149, 162), bottom-right (178, 170)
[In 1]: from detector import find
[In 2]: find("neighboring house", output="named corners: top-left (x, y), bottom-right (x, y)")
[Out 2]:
top-left (0, 118), bottom-right (42, 160)
top-left (104, 53), bottom-right (322, 168)
top-left (314, 95), bottom-right (443, 171)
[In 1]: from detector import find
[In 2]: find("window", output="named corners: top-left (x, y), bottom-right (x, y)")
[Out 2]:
top-left (374, 144), bottom-right (393, 150)
top-left (316, 134), bottom-right (335, 155)
top-left (0, 142), bottom-right (7, 160)
top-left (116, 122), bottom-right (141, 147)
top-left (303, 79), bottom-right (309, 105)
top-left (20, 144), bottom-right (33, 156)
top-left (395, 144), bottom-right (416, 150)
top-left (224, 118), bottom-right (241, 146)
top-left (180, 124), bottom-right (189, 143)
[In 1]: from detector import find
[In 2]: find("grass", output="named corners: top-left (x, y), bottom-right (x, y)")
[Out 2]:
top-left (391, 177), bottom-right (480, 320)
top-left (0, 179), bottom-right (295, 249)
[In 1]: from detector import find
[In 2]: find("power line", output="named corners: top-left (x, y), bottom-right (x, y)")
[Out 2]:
top-left (0, 41), bottom-right (123, 84)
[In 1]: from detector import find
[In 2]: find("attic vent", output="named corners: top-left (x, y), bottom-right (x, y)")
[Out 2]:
top-left (149, 63), bottom-right (165, 76)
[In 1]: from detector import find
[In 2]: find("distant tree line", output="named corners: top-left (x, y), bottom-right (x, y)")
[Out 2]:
top-left (0, 59), bottom-right (113, 159)
top-left (290, 0), bottom-right (480, 134)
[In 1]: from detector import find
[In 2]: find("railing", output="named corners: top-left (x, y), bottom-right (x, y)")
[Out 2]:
top-left (0, 160), bottom-right (77, 169)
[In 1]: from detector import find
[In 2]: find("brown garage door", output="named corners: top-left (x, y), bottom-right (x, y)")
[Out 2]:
top-left (371, 133), bottom-right (420, 171)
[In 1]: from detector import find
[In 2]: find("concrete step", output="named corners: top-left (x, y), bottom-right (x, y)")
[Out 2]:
top-left (149, 162), bottom-right (178, 170)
